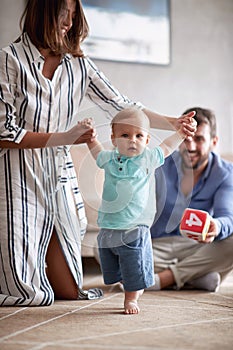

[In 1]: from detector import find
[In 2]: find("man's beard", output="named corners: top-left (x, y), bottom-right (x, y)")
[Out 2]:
top-left (181, 151), bottom-right (208, 170)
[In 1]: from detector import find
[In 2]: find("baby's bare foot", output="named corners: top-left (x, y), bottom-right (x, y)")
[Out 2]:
top-left (124, 289), bottom-right (143, 314)
top-left (124, 300), bottom-right (140, 314)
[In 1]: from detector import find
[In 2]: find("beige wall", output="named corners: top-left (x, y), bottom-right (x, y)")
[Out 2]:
top-left (87, 0), bottom-right (233, 155)
top-left (1, 0), bottom-right (233, 154)
top-left (0, 0), bottom-right (25, 47)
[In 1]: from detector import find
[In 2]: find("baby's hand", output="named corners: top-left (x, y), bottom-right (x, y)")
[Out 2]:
top-left (79, 118), bottom-right (97, 142)
top-left (177, 111), bottom-right (197, 139)
top-left (66, 118), bottom-right (96, 145)
top-left (80, 117), bottom-right (94, 129)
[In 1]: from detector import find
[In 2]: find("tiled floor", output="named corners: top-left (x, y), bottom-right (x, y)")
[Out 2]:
top-left (0, 258), bottom-right (233, 350)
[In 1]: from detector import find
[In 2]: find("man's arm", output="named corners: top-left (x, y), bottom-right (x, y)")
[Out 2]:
top-left (209, 167), bottom-right (233, 241)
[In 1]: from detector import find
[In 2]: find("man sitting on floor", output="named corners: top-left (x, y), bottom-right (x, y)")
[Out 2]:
top-left (150, 107), bottom-right (233, 292)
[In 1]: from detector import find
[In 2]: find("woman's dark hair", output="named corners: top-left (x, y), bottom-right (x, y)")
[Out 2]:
top-left (20, 0), bottom-right (89, 57)
top-left (182, 107), bottom-right (217, 138)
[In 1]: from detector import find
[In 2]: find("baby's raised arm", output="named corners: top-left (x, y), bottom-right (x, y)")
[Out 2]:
top-left (82, 118), bottom-right (104, 160)
top-left (159, 113), bottom-right (196, 158)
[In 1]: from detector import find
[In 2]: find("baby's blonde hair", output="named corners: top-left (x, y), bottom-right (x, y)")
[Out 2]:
top-left (111, 108), bottom-right (150, 133)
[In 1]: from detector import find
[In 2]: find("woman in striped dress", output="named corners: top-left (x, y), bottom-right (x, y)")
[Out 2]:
top-left (0, 0), bottom-right (196, 306)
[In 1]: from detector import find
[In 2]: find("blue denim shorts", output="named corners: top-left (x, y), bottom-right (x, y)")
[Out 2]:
top-left (97, 225), bottom-right (155, 292)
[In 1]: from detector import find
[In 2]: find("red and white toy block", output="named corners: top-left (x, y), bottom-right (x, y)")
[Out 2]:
top-left (180, 208), bottom-right (210, 241)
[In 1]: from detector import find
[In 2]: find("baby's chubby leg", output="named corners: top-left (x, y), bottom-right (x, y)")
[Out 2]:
top-left (124, 289), bottom-right (144, 314)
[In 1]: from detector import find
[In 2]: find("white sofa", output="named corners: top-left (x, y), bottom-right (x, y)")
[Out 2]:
top-left (71, 145), bottom-right (104, 257)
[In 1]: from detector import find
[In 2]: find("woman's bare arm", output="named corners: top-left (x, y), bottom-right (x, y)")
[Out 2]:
top-left (0, 122), bottom-right (95, 149)
top-left (143, 108), bottom-right (196, 136)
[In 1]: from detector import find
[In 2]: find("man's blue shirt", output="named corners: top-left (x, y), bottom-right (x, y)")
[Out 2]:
top-left (150, 151), bottom-right (233, 241)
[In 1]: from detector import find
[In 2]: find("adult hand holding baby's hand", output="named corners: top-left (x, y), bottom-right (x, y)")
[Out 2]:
top-left (66, 118), bottom-right (96, 145)
top-left (176, 111), bottom-right (197, 139)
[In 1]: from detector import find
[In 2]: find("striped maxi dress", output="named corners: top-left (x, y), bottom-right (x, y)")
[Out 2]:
top-left (0, 33), bottom-right (142, 306)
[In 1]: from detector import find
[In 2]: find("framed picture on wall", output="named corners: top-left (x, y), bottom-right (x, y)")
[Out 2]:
top-left (81, 0), bottom-right (171, 65)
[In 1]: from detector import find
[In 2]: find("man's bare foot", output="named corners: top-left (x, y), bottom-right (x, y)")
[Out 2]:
top-left (124, 289), bottom-right (144, 314)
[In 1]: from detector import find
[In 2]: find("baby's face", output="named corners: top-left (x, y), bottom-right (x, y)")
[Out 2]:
top-left (111, 117), bottom-right (150, 157)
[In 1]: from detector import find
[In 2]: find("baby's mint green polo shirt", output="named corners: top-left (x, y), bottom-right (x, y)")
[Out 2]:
top-left (96, 147), bottom-right (164, 230)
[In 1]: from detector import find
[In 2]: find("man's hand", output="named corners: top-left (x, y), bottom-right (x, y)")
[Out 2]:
top-left (202, 218), bottom-right (219, 243)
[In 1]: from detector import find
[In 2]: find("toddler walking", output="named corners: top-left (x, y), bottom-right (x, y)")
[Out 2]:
top-left (86, 107), bottom-right (195, 314)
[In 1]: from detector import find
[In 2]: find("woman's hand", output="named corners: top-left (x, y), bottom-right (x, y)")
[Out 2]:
top-left (175, 111), bottom-right (197, 139)
top-left (66, 118), bottom-right (96, 145)
top-left (0, 118), bottom-right (96, 149)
